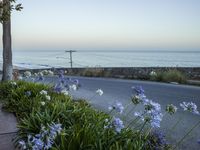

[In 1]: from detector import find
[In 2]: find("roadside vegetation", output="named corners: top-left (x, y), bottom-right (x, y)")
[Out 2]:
top-left (76, 68), bottom-right (188, 84)
top-left (149, 69), bottom-right (187, 84)
top-left (0, 82), bottom-right (170, 149)
top-left (0, 70), bottom-right (199, 150)
top-left (81, 68), bottom-right (105, 77)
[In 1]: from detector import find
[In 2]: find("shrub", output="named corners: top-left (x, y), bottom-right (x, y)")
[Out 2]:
top-left (150, 69), bottom-right (187, 84)
top-left (81, 68), bottom-right (105, 77)
top-left (0, 81), bottom-right (51, 118)
top-left (163, 70), bottom-right (187, 83)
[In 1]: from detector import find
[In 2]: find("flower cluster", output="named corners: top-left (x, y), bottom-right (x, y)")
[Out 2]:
top-left (132, 87), bottom-right (163, 128)
top-left (150, 130), bottom-right (167, 148)
top-left (18, 123), bottom-right (62, 150)
top-left (40, 90), bottom-right (51, 101)
top-left (104, 117), bottom-right (125, 133)
top-left (43, 70), bottom-right (54, 76)
top-left (69, 84), bottom-right (77, 91)
top-left (32, 70), bottom-right (54, 82)
top-left (24, 71), bottom-right (32, 78)
top-left (41, 101), bottom-right (45, 106)
top-left (18, 76), bottom-right (23, 80)
top-left (10, 81), bottom-right (17, 86)
top-left (53, 70), bottom-right (79, 94)
top-left (131, 86), bottom-right (147, 105)
top-left (40, 90), bottom-right (47, 95)
top-left (180, 101), bottom-right (199, 115)
top-left (132, 86), bottom-right (145, 96)
top-left (96, 89), bottom-right (103, 96)
top-left (34, 70), bottom-right (54, 77)
top-left (135, 101), bottom-right (163, 128)
top-left (108, 101), bottom-right (124, 114)
top-left (61, 89), bottom-right (69, 96)
top-left (34, 72), bottom-right (44, 81)
top-left (149, 71), bottom-right (157, 76)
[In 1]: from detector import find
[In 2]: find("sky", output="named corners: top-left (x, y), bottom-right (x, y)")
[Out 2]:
top-left (0, 0), bottom-right (200, 51)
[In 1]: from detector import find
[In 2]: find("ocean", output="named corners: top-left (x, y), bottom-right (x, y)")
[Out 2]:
top-left (0, 50), bottom-right (200, 69)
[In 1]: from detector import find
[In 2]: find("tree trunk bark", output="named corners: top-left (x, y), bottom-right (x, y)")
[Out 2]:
top-left (2, 0), bottom-right (12, 81)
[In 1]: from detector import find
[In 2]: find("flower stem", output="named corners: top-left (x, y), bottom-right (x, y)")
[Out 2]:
top-left (126, 105), bottom-right (136, 116)
top-left (127, 116), bottom-right (140, 128)
top-left (139, 121), bottom-right (147, 134)
top-left (145, 127), bottom-right (152, 138)
top-left (170, 116), bottom-right (183, 131)
top-left (173, 120), bottom-right (200, 150)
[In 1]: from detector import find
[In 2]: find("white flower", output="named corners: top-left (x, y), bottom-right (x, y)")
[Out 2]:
top-left (41, 101), bottom-right (45, 106)
top-left (34, 73), bottom-right (38, 76)
top-left (10, 81), bottom-right (17, 86)
top-left (134, 112), bottom-right (142, 117)
top-left (61, 90), bottom-right (69, 96)
top-left (38, 72), bottom-right (44, 77)
top-left (46, 95), bottom-right (51, 101)
top-left (105, 118), bottom-right (109, 122)
top-left (40, 90), bottom-right (48, 95)
top-left (18, 76), bottom-right (23, 80)
top-left (150, 71), bottom-right (157, 76)
top-left (48, 70), bottom-right (54, 76)
top-left (96, 89), bottom-right (103, 96)
top-left (108, 106), bottom-right (113, 111)
top-left (42, 70), bottom-right (48, 75)
top-left (70, 84), bottom-right (77, 91)
top-left (24, 71), bottom-right (31, 77)
top-left (18, 140), bottom-right (26, 149)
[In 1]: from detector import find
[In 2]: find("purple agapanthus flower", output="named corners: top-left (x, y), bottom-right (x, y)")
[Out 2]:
top-left (58, 70), bottom-right (64, 78)
top-left (73, 79), bottom-right (79, 85)
top-left (23, 122), bottom-right (62, 150)
top-left (32, 138), bottom-right (44, 150)
top-left (112, 117), bottom-right (125, 133)
top-left (180, 101), bottom-right (199, 115)
top-left (53, 83), bottom-right (63, 93)
top-left (134, 100), bottom-right (163, 128)
top-left (152, 130), bottom-right (167, 146)
top-left (150, 115), bottom-right (163, 128)
top-left (132, 86), bottom-right (145, 95)
top-left (58, 70), bottom-right (64, 75)
top-left (49, 123), bottom-right (62, 138)
top-left (108, 101), bottom-right (124, 114)
top-left (38, 76), bottom-right (44, 81)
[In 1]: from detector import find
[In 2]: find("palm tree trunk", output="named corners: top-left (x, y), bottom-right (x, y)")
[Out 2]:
top-left (2, 0), bottom-right (12, 81)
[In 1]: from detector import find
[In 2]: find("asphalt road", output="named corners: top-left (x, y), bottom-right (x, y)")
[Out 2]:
top-left (1, 72), bottom-right (200, 149)
top-left (41, 76), bottom-right (200, 149)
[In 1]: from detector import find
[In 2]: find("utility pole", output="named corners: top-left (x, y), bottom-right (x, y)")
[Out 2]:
top-left (65, 50), bottom-right (76, 68)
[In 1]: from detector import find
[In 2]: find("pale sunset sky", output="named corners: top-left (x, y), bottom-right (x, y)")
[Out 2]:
top-left (0, 0), bottom-right (200, 51)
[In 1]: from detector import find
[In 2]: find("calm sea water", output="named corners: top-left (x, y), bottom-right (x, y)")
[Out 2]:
top-left (0, 50), bottom-right (200, 69)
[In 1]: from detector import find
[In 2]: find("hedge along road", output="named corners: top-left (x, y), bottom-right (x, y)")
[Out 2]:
top-left (43, 76), bottom-right (200, 150)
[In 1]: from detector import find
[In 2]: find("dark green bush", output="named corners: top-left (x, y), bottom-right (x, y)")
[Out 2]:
top-left (0, 81), bottom-right (171, 150)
